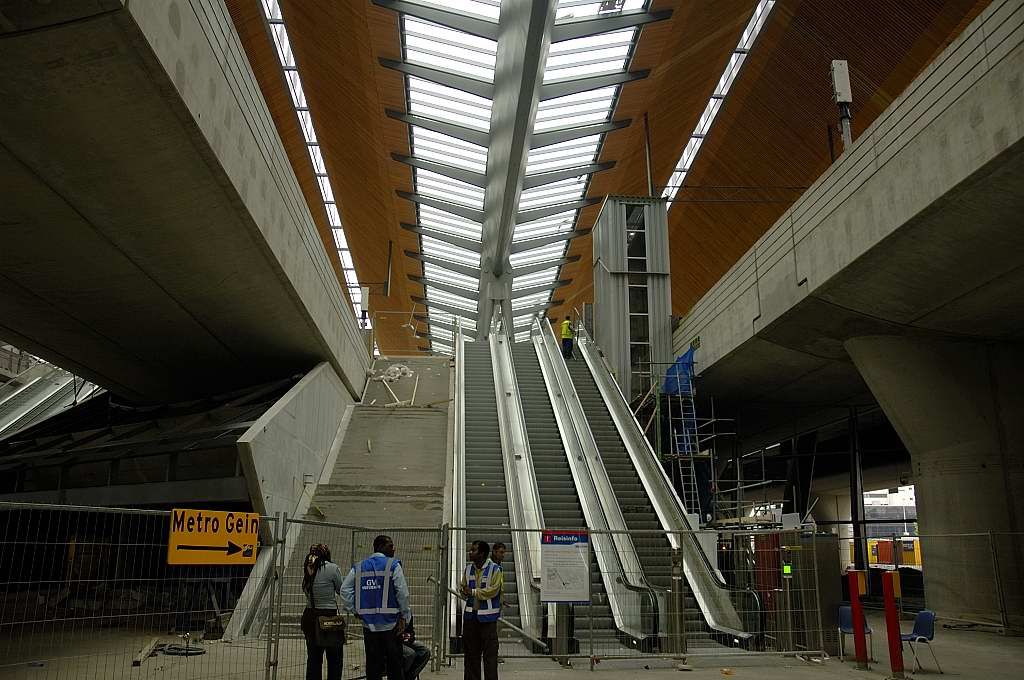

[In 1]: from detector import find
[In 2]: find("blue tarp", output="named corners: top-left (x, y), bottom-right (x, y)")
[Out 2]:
top-left (662, 347), bottom-right (696, 395)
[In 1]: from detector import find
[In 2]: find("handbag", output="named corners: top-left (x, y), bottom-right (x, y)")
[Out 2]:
top-left (315, 612), bottom-right (346, 648)
top-left (307, 590), bottom-right (346, 648)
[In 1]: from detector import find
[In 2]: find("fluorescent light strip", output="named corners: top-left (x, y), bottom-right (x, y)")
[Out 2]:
top-left (260, 0), bottom-right (369, 326)
top-left (662, 0), bottom-right (775, 206)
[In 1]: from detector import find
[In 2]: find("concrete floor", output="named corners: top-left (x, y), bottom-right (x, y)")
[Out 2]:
top-left (2, 613), bottom-right (1020, 679)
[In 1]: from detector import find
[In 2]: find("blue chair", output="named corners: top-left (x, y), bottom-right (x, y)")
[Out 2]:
top-left (838, 605), bottom-right (873, 662)
top-left (902, 610), bottom-right (943, 673)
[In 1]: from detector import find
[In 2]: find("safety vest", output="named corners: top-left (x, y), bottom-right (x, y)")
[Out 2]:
top-left (464, 560), bottom-right (501, 622)
top-left (355, 555), bottom-right (401, 628)
top-left (560, 320), bottom-right (573, 339)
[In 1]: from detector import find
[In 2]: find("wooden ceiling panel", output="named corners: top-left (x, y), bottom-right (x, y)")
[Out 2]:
top-left (552, 0), bottom-right (757, 320)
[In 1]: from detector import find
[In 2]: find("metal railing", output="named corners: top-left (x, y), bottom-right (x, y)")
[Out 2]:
top-left (531, 316), bottom-right (656, 642)
top-left (576, 324), bottom-right (755, 639)
top-left (488, 331), bottom-right (543, 642)
top-left (835, 529), bottom-right (1024, 634)
top-left (0, 501), bottom-right (827, 679)
top-left (447, 319), bottom-right (467, 640)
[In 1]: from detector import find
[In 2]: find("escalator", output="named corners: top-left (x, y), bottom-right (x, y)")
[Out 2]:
top-left (510, 342), bottom-right (616, 646)
top-left (567, 360), bottom-right (713, 646)
top-left (461, 341), bottom-right (521, 635)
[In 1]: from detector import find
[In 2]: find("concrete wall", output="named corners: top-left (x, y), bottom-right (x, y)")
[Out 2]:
top-left (237, 362), bottom-right (354, 526)
top-left (845, 336), bottom-right (1024, 627)
top-left (0, 1), bottom-right (370, 401)
top-left (126, 0), bottom-right (372, 398)
top-left (674, 0), bottom-right (1024, 367)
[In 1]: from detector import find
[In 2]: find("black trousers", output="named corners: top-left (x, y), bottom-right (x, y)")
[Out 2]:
top-left (562, 338), bottom-right (574, 359)
top-left (463, 617), bottom-right (498, 680)
top-left (364, 628), bottom-right (405, 680)
top-left (301, 608), bottom-right (343, 680)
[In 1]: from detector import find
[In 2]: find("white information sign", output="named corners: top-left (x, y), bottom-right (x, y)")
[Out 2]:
top-left (540, 530), bottom-right (591, 604)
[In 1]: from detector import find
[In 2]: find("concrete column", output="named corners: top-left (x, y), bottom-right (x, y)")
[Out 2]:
top-left (845, 336), bottom-right (1024, 628)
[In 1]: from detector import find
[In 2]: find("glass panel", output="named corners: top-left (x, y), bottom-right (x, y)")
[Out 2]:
top-left (662, 1), bottom-right (776, 205)
top-left (628, 285), bottom-right (648, 313)
top-left (626, 230), bottom-right (646, 259)
top-left (630, 343), bottom-right (651, 372)
top-left (629, 315), bottom-right (650, 343)
top-left (625, 204), bottom-right (646, 230)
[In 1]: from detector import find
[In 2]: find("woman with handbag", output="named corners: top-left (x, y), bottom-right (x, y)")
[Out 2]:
top-left (301, 543), bottom-right (346, 680)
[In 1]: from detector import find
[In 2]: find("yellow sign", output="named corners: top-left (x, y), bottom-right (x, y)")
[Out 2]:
top-left (168, 508), bottom-right (260, 565)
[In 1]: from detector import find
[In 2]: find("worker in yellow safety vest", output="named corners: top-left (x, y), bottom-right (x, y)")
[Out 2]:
top-left (560, 316), bottom-right (574, 360)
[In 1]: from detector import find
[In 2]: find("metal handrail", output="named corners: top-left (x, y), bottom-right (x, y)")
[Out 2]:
top-left (489, 331), bottom-right (543, 642)
top-left (531, 316), bottom-right (656, 642)
top-left (576, 327), bottom-right (753, 638)
top-left (447, 320), bottom-right (467, 637)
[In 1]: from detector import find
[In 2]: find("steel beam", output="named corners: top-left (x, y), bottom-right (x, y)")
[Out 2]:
top-left (379, 58), bottom-right (494, 100)
top-left (522, 161), bottom-right (614, 189)
top-left (510, 230), bottom-right (587, 254)
top-left (408, 275), bottom-right (480, 299)
top-left (401, 222), bottom-right (482, 253)
top-left (372, 0), bottom-right (499, 41)
top-left (539, 69), bottom-right (649, 101)
top-left (511, 279), bottom-right (571, 298)
top-left (412, 296), bottom-right (479, 321)
top-left (385, 109), bottom-right (490, 148)
top-left (549, 8), bottom-right (672, 43)
top-left (512, 254), bottom-right (580, 277)
top-left (530, 119), bottom-right (630, 149)
top-left (474, 0), bottom-right (560, 338)
top-left (396, 191), bottom-right (484, 224)
top-left (404, 250), bottom-right (481, 279)
top-left (511, 300), bottom-right (562, 317)
top-left (392, 154), bottom-right (486, 188)
top-left (516, 197), bottom-right (599, 225)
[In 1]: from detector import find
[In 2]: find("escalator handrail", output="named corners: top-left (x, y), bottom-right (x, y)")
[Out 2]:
top-left (488, 333), bottom-right (543, 641)
top-left (576, 330), bottom-right (754, 638)
top-left (531, 316), bottom-right (656, 641)
top-left (447, 323), bottom-right (467, 637)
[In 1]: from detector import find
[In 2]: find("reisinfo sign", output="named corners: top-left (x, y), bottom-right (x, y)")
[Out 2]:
top-left (540, 530), bottom-right (590, 604)
top-left (167, 508), bottom-right (259, 565)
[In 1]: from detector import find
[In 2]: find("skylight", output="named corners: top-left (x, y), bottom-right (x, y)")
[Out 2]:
top-left (260, 0), bottom-right (369, 326)
top-left (662, 1), bottom-right (775, 206)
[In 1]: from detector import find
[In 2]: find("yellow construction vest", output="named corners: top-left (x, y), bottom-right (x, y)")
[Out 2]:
top-left (560, 320), bottom-right (573, 339)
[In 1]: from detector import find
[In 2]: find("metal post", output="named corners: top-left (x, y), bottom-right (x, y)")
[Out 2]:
top-left (554, 603), bottom-right (570, 666)
top-left (988, 531), bottom-right (1009, 633)
top-left (838, 103), bottom-right (853, 149)
top-left (272, 511), bottom-right (288, 680)
top-left (433, 523), bottom-right (450, 671)
top-left (848, 570), bottom-right (869, 670)
top-left (667, 546), bottom-right (688, 657)
top-left (849, 408), bottom-right (867, 570)
top-left (643, 112), bottom-right (654, 197)
top-left (263, 513), bottom-right (281, 680)
top-left (882, 571), bottom-right (905, 678)
top-left (809, 532), bottom-right (825, 658)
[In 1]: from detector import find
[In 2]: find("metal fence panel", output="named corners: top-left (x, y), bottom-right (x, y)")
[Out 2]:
top-left (0, 502), bottom-right (278, 680)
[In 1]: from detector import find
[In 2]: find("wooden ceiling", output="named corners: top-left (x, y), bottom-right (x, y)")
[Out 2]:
top-left (229, 0), bottom-right (988, 351)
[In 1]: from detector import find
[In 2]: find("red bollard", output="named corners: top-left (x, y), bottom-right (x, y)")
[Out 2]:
top-left (883, 570), bottom-right (905, 678)
top-left (848, 570), bottom-right (869, 670)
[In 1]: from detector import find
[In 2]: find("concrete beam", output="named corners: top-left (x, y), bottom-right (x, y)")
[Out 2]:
top-left (392, 154), bottom-right (486, 188)
top-left (403, 251), bottom-right (482, 280)
top-left (549, 8), bottom-right (673, 43)
top-left (401, 222), bottom-right (483, 253)
top-left (379, 58), bottom-right (494, 100)
top-left (385, 109), bottom-right (490, 147)
top-left (475, 0), bottom-right (560, 337)
top-left (530, 119), bottom-right (630, 148)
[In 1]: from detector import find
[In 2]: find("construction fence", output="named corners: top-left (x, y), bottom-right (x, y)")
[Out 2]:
top-left (836, 529), bottom-right (1024, 633)
top-left (0, 502), bottom-right (842, 679)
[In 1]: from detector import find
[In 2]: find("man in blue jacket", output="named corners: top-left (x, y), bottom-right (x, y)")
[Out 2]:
top-left (341, 535), bottom-right (411, 680)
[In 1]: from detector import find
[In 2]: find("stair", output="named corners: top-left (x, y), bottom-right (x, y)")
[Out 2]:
top-left (462, 342), bottom-right (521, 636)
top-left (566, 359), bottom-right (713, 645)
top-left (511, 342), bottom-right (617, 645)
